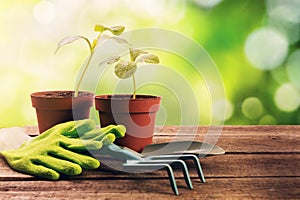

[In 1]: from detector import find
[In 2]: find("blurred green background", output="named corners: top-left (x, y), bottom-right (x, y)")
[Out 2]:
top-left (0, 0), bottom-right (299, 127)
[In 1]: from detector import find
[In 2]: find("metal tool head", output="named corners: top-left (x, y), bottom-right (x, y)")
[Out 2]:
top-left (96, 143), bottom-right (207, 195)
top-left (142, 140), bottom-right (225, 157)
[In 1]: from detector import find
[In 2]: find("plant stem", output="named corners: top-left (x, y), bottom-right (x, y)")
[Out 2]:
top-left (74, 51), bottom-right (94, 97)
top-left (81, 36), bottom-right (93, 53)
top-left (132, 74), bottom-right (136, 99)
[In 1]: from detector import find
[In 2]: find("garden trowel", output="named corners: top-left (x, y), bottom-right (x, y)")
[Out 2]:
top-left (141, 140), bottom-right (225, 157)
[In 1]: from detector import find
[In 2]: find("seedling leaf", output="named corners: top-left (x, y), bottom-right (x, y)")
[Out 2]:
top-left (55, 35), bottom-right (91, 54)
top-left (136, 53), bottom-right (160, 64)
top-left (114, 61), bottom-right (137, 79)
top-left (94, 24), bottom-right (107, 33)
top-left (97, 34), bottom-right (129, 46)
top-left (130, 48), bottom-right (147, 61)
top-left (94, 25), bottom-right (125, 36)
top-left (98, 56), bottom-right (120, 66)
top-left (108, 25), bottom-right (125, 35)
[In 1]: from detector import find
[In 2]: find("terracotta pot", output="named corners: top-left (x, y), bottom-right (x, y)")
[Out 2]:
top-left (31, 91), bottom-right (94, 133)
top-left (95, 94), bottom-right (161, 152)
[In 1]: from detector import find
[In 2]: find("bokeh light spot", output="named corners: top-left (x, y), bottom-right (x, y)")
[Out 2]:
top-left (193, 0), bottom-right (223, 8)
top-left (34, 1), bottom-right (56, 24)
top-left (259, 114), bottom-right (277, 125)
top-left (245, 28), bottom-right (288, 70)
top-left (212, 99), bottom-right (234, 122)
top-left (242, 97), bottom-right (264, 119)
top-left (274, 83), bottom-right (300, 112)
top-left (286, 50), bottom-right (300, 89)
top-left (267, 0), bottom-right (300, 23)
top-left (267, 5), bottom-right (300, 44)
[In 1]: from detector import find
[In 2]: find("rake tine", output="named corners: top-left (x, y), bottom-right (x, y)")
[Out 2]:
top-left (123, 162), bottom-right (179, 195)
top-left (146, 154), bottom-right (206, 183)
top-left (175, 159), bottom-right (193, 189)
top-left (134, 159), bottom-right (193, 189)
top-left (185, 154), bottom-right (205, 183)
top-left (165, 164), bottom-right (179, 196)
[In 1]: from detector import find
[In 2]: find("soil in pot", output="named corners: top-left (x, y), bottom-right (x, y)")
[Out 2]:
top-left (95, 94), bottom-right (161, 152)
top-left (31, 91), bottom-right (94, 133)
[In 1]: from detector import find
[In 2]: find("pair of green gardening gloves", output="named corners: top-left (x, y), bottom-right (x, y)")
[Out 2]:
top-left (1, 119), bottom-right (125, 180)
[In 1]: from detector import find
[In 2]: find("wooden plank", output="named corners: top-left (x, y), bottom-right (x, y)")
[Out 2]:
top-left (155, 125), bottom-right (300, 135)
top-left (1, 154), bottom-right (299, 180)
top-left (27, 125), bottom-right (300, 136)
top-left (25, 126), bottom-right (300, 153)
top-left (153, 135), bottom-right (300, 153)
top-left (0, 177), bottom-right (299, 199)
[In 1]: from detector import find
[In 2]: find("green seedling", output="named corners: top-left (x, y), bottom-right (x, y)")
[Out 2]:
top-left (105, 48), bottom-right (160, 99)
top-left (55, 24), bottom-right (126, 97)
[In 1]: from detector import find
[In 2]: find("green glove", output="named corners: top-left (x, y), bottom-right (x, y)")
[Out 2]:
top-left (1, 119), bottom-right (125, 180)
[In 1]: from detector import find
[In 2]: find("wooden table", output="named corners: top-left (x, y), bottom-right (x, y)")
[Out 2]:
top-left (0, 126), bottom-right (299, 199)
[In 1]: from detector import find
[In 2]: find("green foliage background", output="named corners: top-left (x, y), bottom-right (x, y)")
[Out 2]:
top-left (0, 0), bottom-right (299, 127)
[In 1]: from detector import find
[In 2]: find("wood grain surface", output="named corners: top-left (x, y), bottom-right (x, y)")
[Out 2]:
top-left (0, 126), bottom-right (299, 199)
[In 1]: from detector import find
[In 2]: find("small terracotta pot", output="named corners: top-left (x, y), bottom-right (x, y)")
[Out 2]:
top-left (31, 91), bottom-right (94, 133)
top-left (95, 94), bottom-right (161, 152)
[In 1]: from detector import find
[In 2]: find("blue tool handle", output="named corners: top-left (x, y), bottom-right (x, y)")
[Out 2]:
top-left (101, 143), bottom-right (143, 161)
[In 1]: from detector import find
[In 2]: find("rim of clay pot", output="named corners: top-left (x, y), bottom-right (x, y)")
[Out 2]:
top-left (95, 94), bottom-right (161, 113)
top-left (31, 90), bottom-right (94, 99)
top-left (94, 94), bottom-right (161, 101)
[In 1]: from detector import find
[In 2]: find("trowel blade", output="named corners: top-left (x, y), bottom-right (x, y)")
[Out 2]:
top-left (142, 141), bottom-right (225, 157)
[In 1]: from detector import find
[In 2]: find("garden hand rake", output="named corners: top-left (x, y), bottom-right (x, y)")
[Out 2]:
top-left (97, 143), bottom-right (206, 195)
